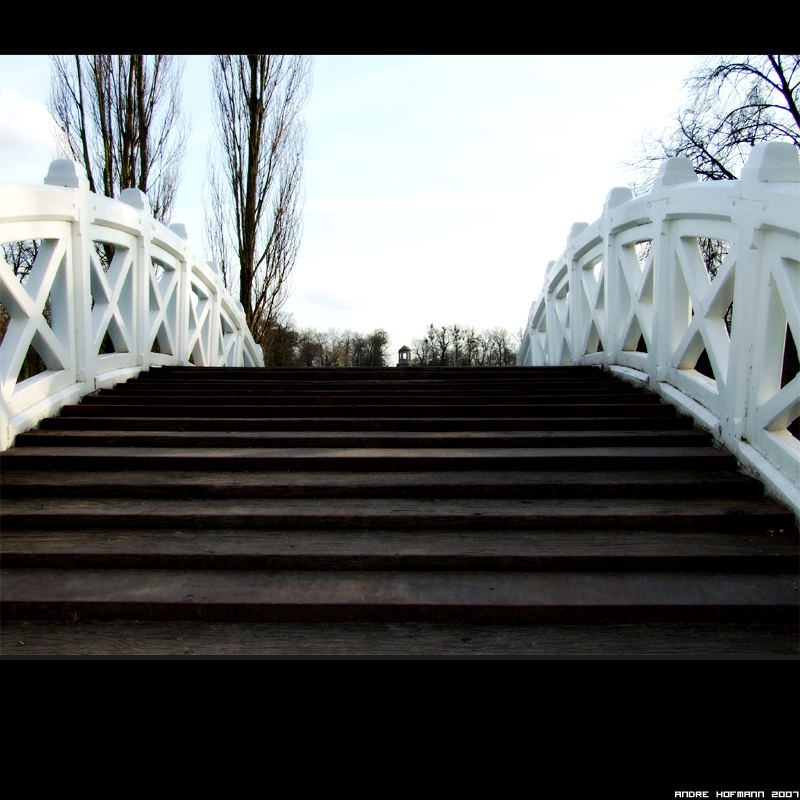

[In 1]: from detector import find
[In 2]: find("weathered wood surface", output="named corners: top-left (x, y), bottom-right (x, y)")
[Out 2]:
top-left (1, 496), bottom-right (793, 530)
top-left (13, 428), bottom-right (713, 448)
top-left (1, 468), bottom-right (764, 499)
top-left (36, 414), bottom-right (694, 431)
top-left (1, 365), bottom-right (797, 656)
top-left (2, 528), bottom-right (797, 568)
top-left (0, 444), bottom-right (738, 471)
top-left (54, 402), bottom-right (682, 418)
top-left (4, 621), bottom-right (797, 656)
top-left (78, 392), bottom-right (664, 405)
top-left (3, 568), bottom-right (797, 622)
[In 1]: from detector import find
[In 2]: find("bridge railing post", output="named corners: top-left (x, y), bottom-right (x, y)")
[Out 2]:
top-left (43, 161), bottom-right (90, 389)
top-left (518, 142), bottom-right (800, 519)
top-left (0, 160), bottom-right (264, 450)
top-left (737, 143), bottom-right (800, 494)
top-left (116, 187), bottom-right (152, 380)
top-left (565, 232), bottom-right (580, 365)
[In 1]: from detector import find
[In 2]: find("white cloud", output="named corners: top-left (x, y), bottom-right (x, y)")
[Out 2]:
top-left (0, 54), bottom-right (700, 363)
top-left (0, 89), bottom-right (61, 183)
top-left (296, 288), bottom-right (358, 312)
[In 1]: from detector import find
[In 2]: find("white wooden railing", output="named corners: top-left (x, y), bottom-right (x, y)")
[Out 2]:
top-left (0, 159), bottom-right (263, 450)
top-left (517, 142), bottom-right (800, 518)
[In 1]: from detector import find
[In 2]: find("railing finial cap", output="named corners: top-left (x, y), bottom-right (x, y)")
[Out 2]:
top-left (653, 157), bottom-right (698, 188)
top-left (605, 186), bottom-right (633, 211)
top-left (120, 188), bottom-right (151, 212)
top-left (169, 222), bottom-right (188, 239)
top-left (44, 159), bottom-right (87, 190)
top-left (741, 141), bottom-right (800, 184)
top-left (568, 222), bottom-right (588, 241)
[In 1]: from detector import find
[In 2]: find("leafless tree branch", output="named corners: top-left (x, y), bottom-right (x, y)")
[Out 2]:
top-left (49, 55), bottom-right (188, 222)
top-left (629, 55), bottom-right (799, 191)
top-left (205, 55), bottom-right (312, 353)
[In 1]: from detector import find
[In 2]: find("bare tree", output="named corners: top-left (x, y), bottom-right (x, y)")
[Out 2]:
top-left (630, 55), bottom-right (799, 284)
top-left (631, 55), bottom-right (798, 418)
top-left (412, 324), bottom-right (516, 366)
top-left (205, 55), bottom-right (312, 353)
top-left (634, 55), bottom-right (799, 187)
top-left (354, 329), bottom-right (390, 366)
top-left (49, 55), bottom-right (188, 222)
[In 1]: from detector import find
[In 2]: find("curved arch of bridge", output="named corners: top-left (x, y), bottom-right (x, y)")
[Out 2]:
top-left (519, 142), bottom-right (799, 518)
top-left (0, 159), bottom-right (263, 450)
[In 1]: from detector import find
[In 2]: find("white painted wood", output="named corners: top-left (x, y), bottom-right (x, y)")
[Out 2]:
top-left (0, 160), bottom-right (263, 449)
top-left (518, 143), bottom-right (800, 518)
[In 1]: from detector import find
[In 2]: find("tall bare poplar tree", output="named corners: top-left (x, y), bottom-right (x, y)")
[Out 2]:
top-left (49, 55), bottom-right (188, 222)
top-left (205, 55), bottom-right (311, 351)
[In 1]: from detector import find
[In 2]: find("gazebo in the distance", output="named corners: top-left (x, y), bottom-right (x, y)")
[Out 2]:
top-left (396, 345), bottom-right (412, 367)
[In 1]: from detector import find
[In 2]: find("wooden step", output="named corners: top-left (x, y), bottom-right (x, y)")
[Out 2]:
top-left (12, 428), bottom-right (713, 449)
top-left (55, 402), bottom-right (682, 419)
top-left (2, 568), bottom-right (796, 623)
top-left (0, 496), bottom-right (792, 531)
top-left (3, 527), bottom-right (796, 570)
top-left (0, 469), bottom-right (764, 499)
top-left (116, 383), bottom-right (643, 395)
top-left (36, 415), bottom-right (693, 432)
top-left (0, 444), bottom-right (739, 471)
top-left (1, 364), bottom-right (796, 654)
top-left (4, 620), bottom-right (797, 656)
top-left (79, 392), bottom-right (664, 406)
top-left (142, 365), bottom-right (601, 379)
top-left (101, 384), bottom-right (649, 397)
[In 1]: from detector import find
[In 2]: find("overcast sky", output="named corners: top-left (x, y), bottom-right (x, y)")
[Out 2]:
top-left (0, 54), bottom-right (700, 360)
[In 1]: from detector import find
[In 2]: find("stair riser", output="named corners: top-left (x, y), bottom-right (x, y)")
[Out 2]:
top-left (12, 432), bottom-right (712, 449)
top-left (0, 453), bottom-right (739, 472)
top-left (81, 394), bottom-right (664, 406)
top-left (116, 388), bottom-right (642, 398)
top-left (2, 365), bottom-right (796, 646)
top-left (3, 553), bottom-right (796, 572)
top-left (2, 511), bottom-right (790, 531)
top-left (0, 479), bottom-right (759, 500)
top-left (3, 600), bottom-right (796, 625)
top-left (38, 416), bottom-right (692, 432)
top-left (144, 367), bottom-right (600, 378)
top-left (58, 404), bottom-right (680, 418)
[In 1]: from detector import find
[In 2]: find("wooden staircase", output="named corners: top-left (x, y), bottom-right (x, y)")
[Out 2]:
top-left (1, 365), bottom-right (798, 656)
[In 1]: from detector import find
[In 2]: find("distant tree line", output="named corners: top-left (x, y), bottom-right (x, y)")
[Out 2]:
top-left (412, 324), bottom-right (518, 366)
top-left (258, 319), bottom-right (519, 368)
top-left (262, 316), bottom-right (390, 366)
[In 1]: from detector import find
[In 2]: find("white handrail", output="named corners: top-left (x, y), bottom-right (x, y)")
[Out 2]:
top-left (517, 142), bottom-right (800, 519)
top-left (0, 159), bottom-right (264, 450)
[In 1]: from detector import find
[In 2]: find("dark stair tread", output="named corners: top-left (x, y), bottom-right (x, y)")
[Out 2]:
top-left (88, 389), bottom-right (656, 400)
top-left (126, 379), bottom-right (625, 394)
top-left (2, 568), bottom-right (797, 623)
top-left (12, 428), bottom-right (712, 448)
top-left (79, 393), bottom-right (664, 406)
top-left (113, 385), bottom-right (642, 396)
top-left (0, 468), bottom-right (763, 499)
top-left (2, 364), bottom-right (796, 648)
top-left (56, 403), bottom-right (682, 418)
top-left (37, 415), bottom-right (693, 431)
top-left (0, 444), bottom-right (738, 473)
top-left (2, 528), bottom-right (797, 569)
top-left (1, 496), bottom-right (792, 530)
top-left (145, 366), bottom-right (599, 376)
top-left (4, 620), bottom-right (797, 656)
